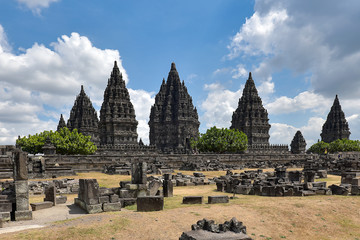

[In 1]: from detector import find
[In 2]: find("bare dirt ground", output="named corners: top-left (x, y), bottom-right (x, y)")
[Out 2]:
top-left (1, 172), bottom-right (359, 240)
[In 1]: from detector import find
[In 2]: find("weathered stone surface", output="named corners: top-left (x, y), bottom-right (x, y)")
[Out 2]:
top-left (44, 184), bottom-right (56, 206)
top-left (57, 114), bottom-right (66, 131)
top-left (149, 62), bottom-right (199, 153)
top-left (0, 202), bottom-right (12, 212)
top-left (0, 212), bottom-right (10, 222)
top-left (163, 174), bottom-right (173, 197)
top-left (85, 203), bottom-right (103, 214)
top-left (67, 85), bottom-right (100, 145)
top-left (13, 150), bottom-right (28, 180)
top-left (99, 61), bottom-right (138, 145)
top-left (148, 180), bottom-right (161, 196)
top-left (15, 180), bottom-right (30, 211)
top-left (290, 131), bottom-right (306, 154)
top-left (78, 179), bottom-right (100, 205)
top-left (99, 196), bottom-right (110, 204)
top-left (230, 72), bottom-right (270, 146)
top-left (183, 196), bottom-right (203, 204)
top-left (109, 194), bottom-right (119, 203)
top-left (14, 210), bottom-right (32, 221)
top-left (208, 196), bottom-right (229, 204)
top-left (131, 162), bottom-right (147, 184)
top-left (30, 201), bottom-right (53, 211)
top-left (102, 202), bottom-right (121, 212)
top-left (119, 198), bottom-right (136, 207)
top-left (321, 95), bottom-right (350, 143)
top-left (137, 196), bottom-right (164, 211)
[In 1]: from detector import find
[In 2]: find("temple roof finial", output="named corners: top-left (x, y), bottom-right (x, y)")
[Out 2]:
top-left (171, 62), bottom-right (176, 71)
top-left (249, 72), bottom-right (252, 79)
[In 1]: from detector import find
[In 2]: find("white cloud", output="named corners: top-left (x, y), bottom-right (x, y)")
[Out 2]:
top-left (16, 0), bottom-right (60, 14)
top-left (128, 89), bottom-right (155, 144)
top-left (200, 83), bottom-right (242, 129)
top-left (231, 64), bottom-right (247, 79)
top-left (0, 25), bottom-right (154, 145)
top-left (265, 91), bottom-right (330, 115)
top-left (270, 117), bottom-right (325, 147)
top-left (228, 0), bottom-right (360, 98)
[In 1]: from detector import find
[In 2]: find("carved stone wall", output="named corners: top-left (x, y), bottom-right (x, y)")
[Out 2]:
top-left (321, 95), bottom-right (350, 143)
top-left (149, 63), bottom-right (199, 153)
top-left (231, 73), bottom-right (271, 145)
top-left (99, 61), bottom-right (138, 145)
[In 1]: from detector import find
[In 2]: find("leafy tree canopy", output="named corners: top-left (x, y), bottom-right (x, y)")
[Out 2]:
top-left (191, 126), bottom-right (248, 153)
top-left (307, 139), bottom-right (360, 154)
top-left (16, 127), bottom-right (97, 155)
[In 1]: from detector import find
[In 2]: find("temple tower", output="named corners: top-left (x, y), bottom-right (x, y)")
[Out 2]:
top-left (230, 72), bottom-right (271, 145)
top-left (99, 61), bottom-right (138, 145)
top-left (149, 62), bottom-right (199, 153)
top-left (321, 95), bottom-right (350, 143)
top-left (290, 130), bottom-right (306, 154)
top-left (67, 85), bottom-right (100, 145)
top-left (57, 114), bottom-right (66, 131)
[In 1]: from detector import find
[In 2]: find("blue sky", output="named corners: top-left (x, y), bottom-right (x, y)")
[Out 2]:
top-left (0, 0), bottom-right (360, 147)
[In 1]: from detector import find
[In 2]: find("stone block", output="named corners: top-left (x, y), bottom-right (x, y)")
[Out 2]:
top-left (30, 201), bottom-right (53, 211)
top-left (44, 184), bottom-right (56, 206)
top-left (0, 212), bottom-right (10, 222)
top-left (275, 186), bottom-right (285, 196)
top-left (99, 196), bottom-right (110, 204)
top-left (102, 202), bottom-right (121, 212)
top-left (56, 196), bottom-right (67, 204)
top-left (119, 181), bottom-right (131, 188)
top-left (261, 186), bottom-right (275, 196)
top-left (131, 162), bottom-right (147, 184)
top-left (208, 196), bottom-right (229, 204)
top-left (176, 179), bottom-right (185, 186)
top-left (352, 178), bottom-right (360, 186)
top-left (119, 198), bottom-right (136, 207)
top-left (234, 185), bottom-right (252, 195)
top-left (15, 180), bottom-right (28, 195)
top-left (329, 184), bottom-right (350, 195)
top-left (183, 196), bottom-right (203, 204)
top-left (312, 182), bottom-right (327, 188)
top-left (110, 194), bottom-right (119, 203)
top-left (78, 179), bottom-right (100, 205)
top-left (163, 179), bottom-right (173, 197)
top-left (185, 182), bottom-right (195, 186)
top-left (351, 186), bottom-right (360, 195)
top-left (148, 180), bottom-right (161, 196)
top-left (179, 229), bottom-right (253, 240)
top-left (119, 189), bottom-right (137, 198)
top-left (193, 172), bottom-right (205, 177)
top-left (0, 202), bottom-right (12, 212)
top-left (137, 196), bottom-right (164, 212)
top-left (302, 190), bottom-right (316, 196)
top-left (15, 210), bottom-right (32, 221)
top-left (85, 204), bottom-right (103, 214)
top-left (100, 187), bottom-right (114, 196)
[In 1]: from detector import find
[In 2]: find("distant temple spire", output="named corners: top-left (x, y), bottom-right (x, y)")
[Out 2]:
top-left (149, 62), bottom-right (199, 153)
top-left (99, 61), bottom-right (138, 145)
top-left (290, 130), bottom-right (306, 154)
top-left (57, 114), bottom-right (66, 131)
top-left (320, 95), bottom-right (350, 143)
top-left (230, 72), bottom-right (271, 145)
top-left (67, 85), bottom-right (100, 145)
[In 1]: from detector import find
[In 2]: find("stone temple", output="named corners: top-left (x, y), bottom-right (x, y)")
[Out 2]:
top-left (321, 95), bottom-right (350, 143)
top-left (99, 61), bottom-right (138, 145)
top-left (66, 85), bottom-right (100, 145)
top-left (290, 130), bottom-right (306, 154)
top-left (231, 72), bottom-right (271, 146)
top-left (57, 114), bottom-right (66, 131)
top-left (149, 62), bottom-right (199, 153)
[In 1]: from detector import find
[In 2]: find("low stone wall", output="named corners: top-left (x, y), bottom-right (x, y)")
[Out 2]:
top-left (26, 152), bottom-right (312, 178)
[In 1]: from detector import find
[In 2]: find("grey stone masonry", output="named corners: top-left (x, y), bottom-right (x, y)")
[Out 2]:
top-left (290, 131), bottom-right (306, 154)
top-left (208, 196), bottom-right (229, 204)
top-left (231, 72), bottom-right (271, 146)
top-left (163, 173), bottom-right (173, 197)
top-left (149, 62), bottom-right (199, 153)
top-left (136, 196), bottom-right (164, 212)
top-left (183, 196), bottom-right (203, 204)
top-left (57, 114), bottom-right (66, 131)
top-left (131, 162), bottom-right (147, 184)
top-left (43, 184), bottom-right (56, 206)
top-left (67, 85), bottom-right (100, 145)
top-left (99, 61), bottom-right (138, 145)
top-left (321, 95), bottom-right (350, 143)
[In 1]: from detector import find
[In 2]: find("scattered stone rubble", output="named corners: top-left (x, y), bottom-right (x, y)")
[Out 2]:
top-left (180, 159), bottom-right (239, 171)
top-left (104, 160), bottom-right (173, 175)
top-left (180, 217), bottom-right (252, 240)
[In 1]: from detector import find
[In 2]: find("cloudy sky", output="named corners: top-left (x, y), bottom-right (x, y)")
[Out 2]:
top-left (0, 0), bottom-right (359, 147)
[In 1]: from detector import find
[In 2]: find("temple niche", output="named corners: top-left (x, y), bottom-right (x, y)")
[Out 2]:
top-left (290, 130), bottom-right (306, 154)
top-left (99, 61), bottom-right (138, 145)
top-left (230, 72), bottom-right (271, 146)
top-left (66, 85), bottom-right (100, 145)
top-left (149, 62), bottom-right (199, 153)
top-left (321, 95), bottom-right (351, 143)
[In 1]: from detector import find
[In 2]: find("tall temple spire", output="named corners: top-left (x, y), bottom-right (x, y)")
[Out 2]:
top-left (67, 86), bottom-right (99, 145)
top-left (230, 72), bottom-right (271, 145)
top-left (57, 114), bottom-right (66, 131)
top-left (99, 61), bottom-right (138, 145)
top-left (290, 130), bottom-right (306, 154)
top-left (320, 95), bottom-right (350, 143)
top-left (149, 62), bottom-right (199, 153)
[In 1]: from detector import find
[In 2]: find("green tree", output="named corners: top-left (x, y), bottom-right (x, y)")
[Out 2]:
top-left (191, 126), bottom-right (247, 153)
top-left (16, 127), bottom-right (97, 155)
top-left (307, 139), bottom-right (360, 154)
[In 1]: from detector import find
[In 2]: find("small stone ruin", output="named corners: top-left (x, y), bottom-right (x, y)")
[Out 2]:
top-left (180, 217), bottom-right (252, 240)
